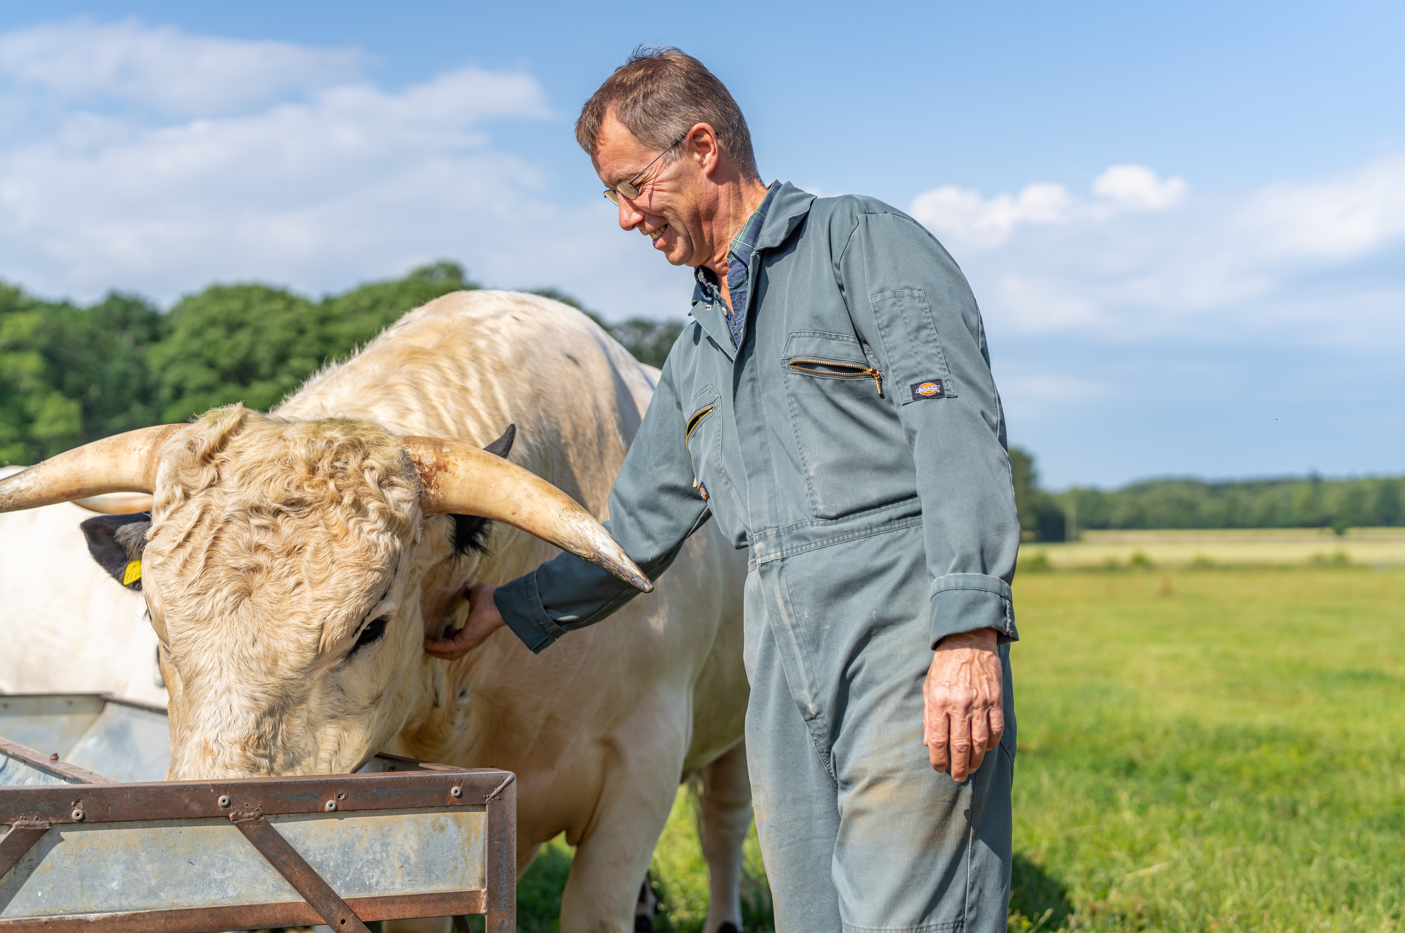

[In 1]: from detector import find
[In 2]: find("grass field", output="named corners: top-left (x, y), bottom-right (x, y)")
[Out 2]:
top-left (499, 562), bottom-right (1405, 932)
top-left (1021, 527), bottom-right (1405, 570)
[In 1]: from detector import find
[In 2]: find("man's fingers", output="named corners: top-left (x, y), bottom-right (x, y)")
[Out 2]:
top-left (423, 628), bottom-right (471, 660)
top-left (926, 711), bottom-right (950, 772)
top-left (424, 583), bottom-right (502, 661)
top-left (423, 617), bottom-right (479, 660)
top-left (924, 629), bottom-right (1004, 779)
top-left (970, 710), bottom-right (990, 756)
top-left (948, 713), bottom-right (973, 782)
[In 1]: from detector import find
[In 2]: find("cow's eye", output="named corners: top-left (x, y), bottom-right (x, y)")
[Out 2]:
top-left (347, 616), bottom-right (389, 658)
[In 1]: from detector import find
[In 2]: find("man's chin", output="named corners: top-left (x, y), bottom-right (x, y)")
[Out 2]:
top-left (655, 237), bottom-right (691, 266)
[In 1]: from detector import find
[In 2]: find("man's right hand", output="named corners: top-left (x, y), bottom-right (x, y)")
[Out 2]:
top-left (423, 583), bottom-right (505, 660)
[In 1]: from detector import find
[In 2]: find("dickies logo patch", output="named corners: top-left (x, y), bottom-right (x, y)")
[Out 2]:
top-left (909, 379), bottom-right (946, 402)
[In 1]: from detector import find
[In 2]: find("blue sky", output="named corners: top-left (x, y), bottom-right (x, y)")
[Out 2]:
top-left (1, 1), bottom-right (1401, 487)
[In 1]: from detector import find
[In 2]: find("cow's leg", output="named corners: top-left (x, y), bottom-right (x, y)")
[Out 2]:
top-left (519, 840), bottom-right (543, 878)
top-left (558, 727), bottom-right (686, 933)
top-left (698, 739), bottom-right (751, 933)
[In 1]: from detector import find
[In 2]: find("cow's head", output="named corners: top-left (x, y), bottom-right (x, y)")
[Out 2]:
top-left (0, 405), bottom-right (650, 779)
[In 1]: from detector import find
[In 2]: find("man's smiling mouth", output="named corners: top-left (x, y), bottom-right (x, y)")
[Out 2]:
top-left (648, 224), bottom-right (667, 242)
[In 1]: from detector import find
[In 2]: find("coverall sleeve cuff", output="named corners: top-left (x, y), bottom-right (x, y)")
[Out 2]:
top-left (493, 571), bottom-right (564, 654)
top-left (929, 573), bottom-right (1018, 648)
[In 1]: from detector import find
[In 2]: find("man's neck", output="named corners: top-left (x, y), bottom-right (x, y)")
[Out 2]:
top-left (705, 178), bottom-right (771, 281)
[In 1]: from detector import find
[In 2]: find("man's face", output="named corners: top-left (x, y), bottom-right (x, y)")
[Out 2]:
top-left (594, 112), bottom-right (712, 268)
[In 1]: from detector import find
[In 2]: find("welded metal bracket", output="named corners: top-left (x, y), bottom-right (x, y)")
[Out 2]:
top-left (0, 822), bottom-right (48, 884)
top-left (231, 809), bottom-right (373, 933)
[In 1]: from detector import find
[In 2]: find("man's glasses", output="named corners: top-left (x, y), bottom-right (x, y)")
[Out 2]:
top-left (603, 130), bottom-right (690, 205)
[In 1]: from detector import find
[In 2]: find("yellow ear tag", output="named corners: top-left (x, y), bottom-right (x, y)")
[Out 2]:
top-left (123, 560), bottom-right (142, 586)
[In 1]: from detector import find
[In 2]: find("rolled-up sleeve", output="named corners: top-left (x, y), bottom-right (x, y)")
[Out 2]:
top-left (839, 210), bottom-right (1020, 648)
top-left (493, 355), bottom-right (711, 653)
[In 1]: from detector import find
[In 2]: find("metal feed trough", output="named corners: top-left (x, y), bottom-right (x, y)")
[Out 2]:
top-left (0, 694), bottom-right (515, 932)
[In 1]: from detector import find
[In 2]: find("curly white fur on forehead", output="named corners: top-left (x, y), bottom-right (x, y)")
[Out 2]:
top-left (143, 405), bottom-right (422, 651)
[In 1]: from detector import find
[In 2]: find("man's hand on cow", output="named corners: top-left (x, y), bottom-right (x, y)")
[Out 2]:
top-left (923, 626), bottom-right (1003, 782)
top-left (423, 583), bottom-right (505, 661)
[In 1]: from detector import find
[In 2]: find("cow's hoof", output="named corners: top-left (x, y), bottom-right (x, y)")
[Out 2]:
top-left (634, 916), bottom-right (653, 932)
top-left (716, 923), bottom-right (742, 933)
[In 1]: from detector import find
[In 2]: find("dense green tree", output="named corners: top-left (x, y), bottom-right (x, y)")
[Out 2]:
top-left (153, 262), bottom-right (476, 423)
top-left (49, 293), bottom-right (164, 438)
top-left (1009, 446), bottom-right (1066, 541)
top-left (152, 283), bottom-right (321, 422)
top-left (0, 284), bottom-right (162, 465)
top-left (1065, 475), bottom-right (1405, 531)
top-left (1374, 479), bottom-right (1402, 526)
top-left (604, 318), bottom-right (685, 369)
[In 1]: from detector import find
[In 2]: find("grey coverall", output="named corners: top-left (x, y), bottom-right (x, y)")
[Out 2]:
top-left (495, 183), bottom-right (1021, 932)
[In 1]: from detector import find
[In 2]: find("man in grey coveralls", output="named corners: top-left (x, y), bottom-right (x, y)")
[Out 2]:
top-left (425, 48), bottom-right (1021, 932)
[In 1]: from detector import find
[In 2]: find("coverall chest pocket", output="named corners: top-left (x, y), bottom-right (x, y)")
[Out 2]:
top-left (783, 332), bottom-right (912, 519)
top-left (686, 390), bottom-right (725, 507)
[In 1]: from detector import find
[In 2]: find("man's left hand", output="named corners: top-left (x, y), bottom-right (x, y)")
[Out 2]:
top-left (923, 627), bottom-right (1003, 781)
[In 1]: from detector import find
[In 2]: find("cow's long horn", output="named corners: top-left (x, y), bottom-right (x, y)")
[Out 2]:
top-left (403, 436), bottom-right (653, 593)
top-left (73, 493), bottom-right (157, 515)
top-left (0, 425), bottom-right (181, 512)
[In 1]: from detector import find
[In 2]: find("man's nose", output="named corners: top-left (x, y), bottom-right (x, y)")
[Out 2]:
top-left (617, 197), bottom-right (643, 232)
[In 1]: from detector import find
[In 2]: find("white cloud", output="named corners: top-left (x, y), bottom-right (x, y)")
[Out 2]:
top-left (1090, 164), bottom-right (1188, 212)
top-left (1238, 157), bottom-right (1405, 262)
top-left (0, 19), bottom-right (694, 318)
top-left (909, 182), bottom-right (1075, 249)
top-left (0, 17), bottom-right (362, 117)
top-left (909, 164), bottom-right (1188, 249)
top-left (909, 156), bottom-right (1405, 349)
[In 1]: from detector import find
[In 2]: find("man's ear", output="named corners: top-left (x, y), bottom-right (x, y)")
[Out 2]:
top-left (687, 122), bottom-right (721, 176)
top-left (80, 512), bottom-right (152, 591)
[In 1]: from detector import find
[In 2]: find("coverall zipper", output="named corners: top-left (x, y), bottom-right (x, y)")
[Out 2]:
top-left (686, 406), bottom-right (714, 442)
top-left (787, 358), bottom-right (885, 397)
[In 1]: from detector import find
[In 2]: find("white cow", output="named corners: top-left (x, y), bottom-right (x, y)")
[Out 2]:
top-left (0, 466), bottom-right (164, 706)
top-left (0, 292), bottom-right (752, 933)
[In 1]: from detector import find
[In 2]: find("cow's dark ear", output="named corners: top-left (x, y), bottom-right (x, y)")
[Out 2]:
top-left (449, 425), bottom-right (517, 557)
top-left (80, 512), bottom-right (152, 591)
top-left (483, 423), bottom-right (516, 459)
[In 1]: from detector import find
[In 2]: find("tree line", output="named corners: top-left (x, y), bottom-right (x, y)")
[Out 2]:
top-left (3, 264), bottom-right (1398, 532)
top-left (0, 262), bottom-right (681, 466)
top-left (1010, 447), bottom-right (1403, 539)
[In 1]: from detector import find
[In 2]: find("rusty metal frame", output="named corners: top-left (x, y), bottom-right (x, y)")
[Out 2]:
top-left (0, 737), bottom-right (115, 785)
top-left (1, 737), bottom-right (516, 933)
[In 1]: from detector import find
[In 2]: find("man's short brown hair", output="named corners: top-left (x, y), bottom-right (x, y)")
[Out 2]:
top-left (576, 47), bottom-right (758, 180)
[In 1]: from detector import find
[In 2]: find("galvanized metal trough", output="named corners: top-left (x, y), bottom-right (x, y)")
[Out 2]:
top-left (0, 694), bottom-right (515, 932)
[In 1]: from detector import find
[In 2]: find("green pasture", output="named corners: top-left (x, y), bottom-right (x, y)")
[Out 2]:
top-left (495, 564), bottom-right (1405, 932)
top-left (1007, 566), bottom-right (1405, 932)
top-left (1021, 527), bottom-right (1405, 571)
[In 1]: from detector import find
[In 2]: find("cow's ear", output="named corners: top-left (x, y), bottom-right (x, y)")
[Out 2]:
top-left (80, 512), bottom-right (152, 591)
top-left (449, 425), bottom-right (517, 557)
top-left (483, 424), bottom-right (516, 459)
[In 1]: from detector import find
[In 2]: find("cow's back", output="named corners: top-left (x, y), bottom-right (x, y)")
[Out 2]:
top-left (278, 290), bottom-right (655, 520)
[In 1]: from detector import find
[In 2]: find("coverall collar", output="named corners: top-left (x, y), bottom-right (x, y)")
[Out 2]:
top-left (689, 182), bottom-right (817, 360)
